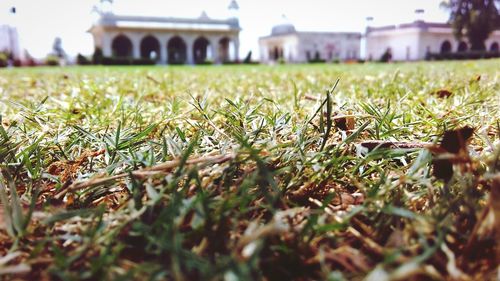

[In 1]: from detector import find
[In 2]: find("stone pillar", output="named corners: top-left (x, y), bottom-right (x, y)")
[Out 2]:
top-left (233, 36), bottom-right (240, 62)
top-left (185, 36), bottom-right (194, 65)
top-left (102, 33), bottom-right (112, 57)
top-left (159, 35), bottom-right (169, 64)
top-left (209, 37), bottom-right (218, 62)
top-left (132, 34), bottom-right (141, 59)
top-left (259, 45), bottom-right (267, 62)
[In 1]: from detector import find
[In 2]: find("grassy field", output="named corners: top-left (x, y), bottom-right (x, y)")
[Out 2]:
top-left (0, 60), bottom-right (499, 280)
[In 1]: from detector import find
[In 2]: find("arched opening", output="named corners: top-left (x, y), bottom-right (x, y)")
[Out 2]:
top-left (490, 42), bottom-right (499, 52)
top-left (140, 35), bottom-right (160, 61)
top-left (112, 34), bottom-right (132, 57)
top-left (167, 36), bottom-right (187, 64)
top-left (193, 37), bottom-right (210, 64)
top-left (269, 46), bottom-right (284, 61)
top-left (457, 41), bottom-right (468, 52)
top-left (440, 40), bottom-right (451, 53)
top-left (273, 47), bottom-right (279, 60)
top-left (314, 50), bottom-right (321, 60)
top-left (218, 37), bottom-right (231, 63)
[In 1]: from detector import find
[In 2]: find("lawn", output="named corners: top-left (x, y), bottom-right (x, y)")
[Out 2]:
top-left (0, 60), bottom-right (499, 280)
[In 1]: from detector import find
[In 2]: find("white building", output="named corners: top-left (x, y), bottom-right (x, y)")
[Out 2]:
top-left (366, 20), bottom-right (500, 61)
top-left (259, 21), bottom-right (361, 63)
top-left (89, 1), bottom-right (241, 65)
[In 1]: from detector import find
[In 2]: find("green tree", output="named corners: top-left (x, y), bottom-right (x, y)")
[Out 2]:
top-left (52, 37), bottom-right (66, 59)
top-left (92, 47), bottom-right (104, 64)
top-left (441, 0), bottom-right (500, 50)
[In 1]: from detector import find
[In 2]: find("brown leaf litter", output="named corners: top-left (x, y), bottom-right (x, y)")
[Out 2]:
top-left (433, 89), bottom-right (453, 98)
top-left (47, 149), bottom-right (105, 183)
top-left (461, 174), bottom-right (500, 274)
top-left (334, 115), bottom-right (356, 131)
top-left (430, 126), bottom-right (474, 182)
top-left (288, 182), bottom-right (364, 211)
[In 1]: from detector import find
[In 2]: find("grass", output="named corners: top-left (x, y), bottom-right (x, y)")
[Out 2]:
top-left (0, 60), bottom-right (499, 280)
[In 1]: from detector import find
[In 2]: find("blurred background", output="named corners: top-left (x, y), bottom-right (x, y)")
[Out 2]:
top-left (0, 0), bottom-right (498, 65)
top-left (0, 0), bottom-right (448, 58)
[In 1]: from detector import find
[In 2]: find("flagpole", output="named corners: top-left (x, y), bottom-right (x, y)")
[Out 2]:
top-left (8, 6), bottom-right (16, 64)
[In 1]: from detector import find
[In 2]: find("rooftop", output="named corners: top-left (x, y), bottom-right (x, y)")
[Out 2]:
top-left (262, 18), bottom-right (360, 39)
top-left (91, 13), bottom-right (240, 32)
top-left (366, 20), bottom-right (451, 33)
top-left (260, 28), bottom-right (361, 40)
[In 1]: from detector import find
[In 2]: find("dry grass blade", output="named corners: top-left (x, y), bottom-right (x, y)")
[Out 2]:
top-left (0, 203), bottom-right (4, 230)
top-left (0, 252), bottom-right (31, 276)
top-left (0, 264), bottom-right (31, 275)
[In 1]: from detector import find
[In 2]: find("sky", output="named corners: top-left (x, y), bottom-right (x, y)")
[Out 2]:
top-left (0, 0), bottom-right (450, 59)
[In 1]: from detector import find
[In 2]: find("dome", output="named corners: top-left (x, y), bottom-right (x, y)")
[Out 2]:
top-left (199, 11), bottom-right (210, 20)
top-left (271, 23), bottom-right (296, 35)
top-left (271, 15), bottom-right (296, 35)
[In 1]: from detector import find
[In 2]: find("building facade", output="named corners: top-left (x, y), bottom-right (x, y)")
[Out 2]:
top-left (366, 20), bottom-right (500, 61)
top-left (259, 23), bottom-right (361, 63)
top-left (0, 24), bottom-right (23, 60)
top-left (89, 3), bottom-right (241, 65)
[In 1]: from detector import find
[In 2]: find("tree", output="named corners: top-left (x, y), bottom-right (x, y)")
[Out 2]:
top-left (441, 0), bottom-right (500, 50)
top-left (77, 54), bottom-right (91, 65)
top-left (92, 47), bottom-right (104, 64)
top-left (52, 37), bottom-right (66, 59)
top-left (243, 51), bottom-right (252, 63)
top-left (380, 48), bottom-right (393, 62)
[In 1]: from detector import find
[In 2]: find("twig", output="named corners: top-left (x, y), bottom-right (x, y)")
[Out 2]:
top-left (54, 153), bottom-right (235, 200)
top-left (146, 75), bottom-right (161, 85)
top-left (332, 114), bottom-right (371, 120)
top-left (359, 140), bottom-right (431, 151)
top-left (320, 80), bottom-right (338, 151)
top-left (347, 226), bottom-right (409, 264)
top-left (347, 226), bottom-right (384, 256)
top-left (304, 94), bottom-right (320, 101)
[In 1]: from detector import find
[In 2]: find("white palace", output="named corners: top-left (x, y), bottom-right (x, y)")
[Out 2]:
top-left (4, 2), bottom-right (500, 65)
top-left (366, 20), bottom-right (500, 61)
top-left (259, 18), bottom-right (361, 63)
top-left (89, 1), bottom-right (241, 65)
